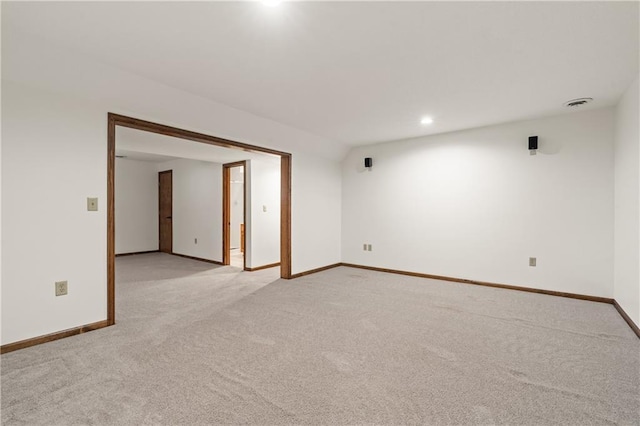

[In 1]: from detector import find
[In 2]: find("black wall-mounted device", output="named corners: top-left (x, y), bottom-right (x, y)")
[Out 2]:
top-left (528, 136), bottom-right (538, 150)
top-left (364, 157), bottom-right (373, 168)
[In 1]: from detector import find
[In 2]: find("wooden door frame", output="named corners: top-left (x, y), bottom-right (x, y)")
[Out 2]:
top-left (108, 113), bottom-right (292, 326)
top-left (222, 161), bottom-right (247, 269)
top-left (158, 170), bottom-right (173, 254)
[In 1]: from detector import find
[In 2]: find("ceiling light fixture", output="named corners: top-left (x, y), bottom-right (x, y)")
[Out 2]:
top-left (420, 116), bottom-right (434, 125)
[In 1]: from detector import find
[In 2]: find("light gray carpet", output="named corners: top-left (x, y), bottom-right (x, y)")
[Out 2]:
top-left (2, 254), bottom-right (638, 425)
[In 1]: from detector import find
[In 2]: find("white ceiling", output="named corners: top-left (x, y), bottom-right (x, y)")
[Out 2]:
top-left (3, 1), bottom-right (638, 146)
top-left (117, 127), bottom-right (281, 165)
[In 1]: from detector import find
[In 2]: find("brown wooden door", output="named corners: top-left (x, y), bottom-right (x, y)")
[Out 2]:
top-left (159, 170), bottom-right (173, 253)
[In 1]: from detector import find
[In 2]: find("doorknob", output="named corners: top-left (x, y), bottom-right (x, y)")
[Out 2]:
top-left (166, 216), bottom-right (172, 219)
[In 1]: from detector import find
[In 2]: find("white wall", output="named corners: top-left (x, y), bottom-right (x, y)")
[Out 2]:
top-left (293, 152), bottom-right (342, 273)
top-left (246, 159), bottom-right (281, 268)
top-left (342, 108), bottom-right (615, 298)
top-left (614, 76), bottom-right (640, 326)
top-left (1, 34), bottom-right (343, 345)
top-left (115, 158), bottom-right (158, 254)
top-left (1, 82), bottom-right (107, 344)
top-left (157, 159), bottom-right (222, 262)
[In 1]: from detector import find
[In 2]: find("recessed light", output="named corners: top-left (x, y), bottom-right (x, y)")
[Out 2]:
top-left (420, 116), bottom-right (434, 125)
top-left (262, 0), bottom-right (282, 6)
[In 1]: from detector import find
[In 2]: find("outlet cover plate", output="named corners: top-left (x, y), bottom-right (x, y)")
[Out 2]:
top-left (87, 197), bottom-right (98, 211)
top-left (55, 281), bottom-right (68, 296)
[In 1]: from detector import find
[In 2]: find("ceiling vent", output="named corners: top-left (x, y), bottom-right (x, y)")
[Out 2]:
top-left (563, 97), bottom-right (593, 108)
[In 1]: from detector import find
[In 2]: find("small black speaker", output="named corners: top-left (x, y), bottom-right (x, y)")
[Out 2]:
top-left (364, 157), bottom-right (373, 168)
top-left (528, 136), bottom-right (538, 150)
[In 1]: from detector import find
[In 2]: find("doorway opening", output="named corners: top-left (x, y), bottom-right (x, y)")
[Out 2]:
top-left (223, 161), bottom-right (246, 269)
top-left (108, 113), bottom-right (292, 326)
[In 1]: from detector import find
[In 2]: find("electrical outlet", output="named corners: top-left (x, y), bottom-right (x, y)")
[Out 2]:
top-left (55, 281), bottom-right (68, 296)
top-left (529, 257), bottom-right (537, 267)
top-left (367, 244), bottom-right (372, 251)
top-left (363, 243), bottom-right (367, 251)
top-left (195, 238), bottom-right (198, 244)
top-left (87, 197), bottom-right (98, 211)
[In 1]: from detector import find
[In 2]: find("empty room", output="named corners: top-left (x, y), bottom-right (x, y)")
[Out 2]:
top-left (1, 1), bottom-right (638, 425)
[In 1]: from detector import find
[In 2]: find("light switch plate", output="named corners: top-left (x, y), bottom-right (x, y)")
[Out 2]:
top-left (529, 257), bottom-right (537, 267)
top-left (87, 197), bottom-right (98, 211)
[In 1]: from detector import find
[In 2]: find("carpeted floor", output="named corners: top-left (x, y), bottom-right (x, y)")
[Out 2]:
top-left (1, 253), bottom-right (638, 425)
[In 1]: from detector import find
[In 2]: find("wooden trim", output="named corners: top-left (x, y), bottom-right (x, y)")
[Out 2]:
top-left (340, 263), bottom-right (614, 304)
top-left (245, 262), bottom-right (281, 272)
top-left (280, 155), bottom-right (292, 279)
top-left (222, 161), bottom-right (247, 267)
top-left (0, 320), bottom-right (110, 354)
top-left (290, 263), bottom-right (342, 279)
top-left (107, 113), bottom-right (293, 330)
top-left (613, 300), bottom-right (640, 339)
top-left (223, 161), bottom-right (247, 168)
top-left (242, 163), bottom-right (247, 271)
top-left (222, 165), bottom-right (231, 265)
top-left (107, 115), bottom-right (116, 326)
top-left (108, 113), bottom-right (290, 157)
top-left (115, 250), bottom-right (159, 257)
top-left (171, 253), bottom-right (225, 266)
top-left (240, 224), bottom-right (245, 253)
